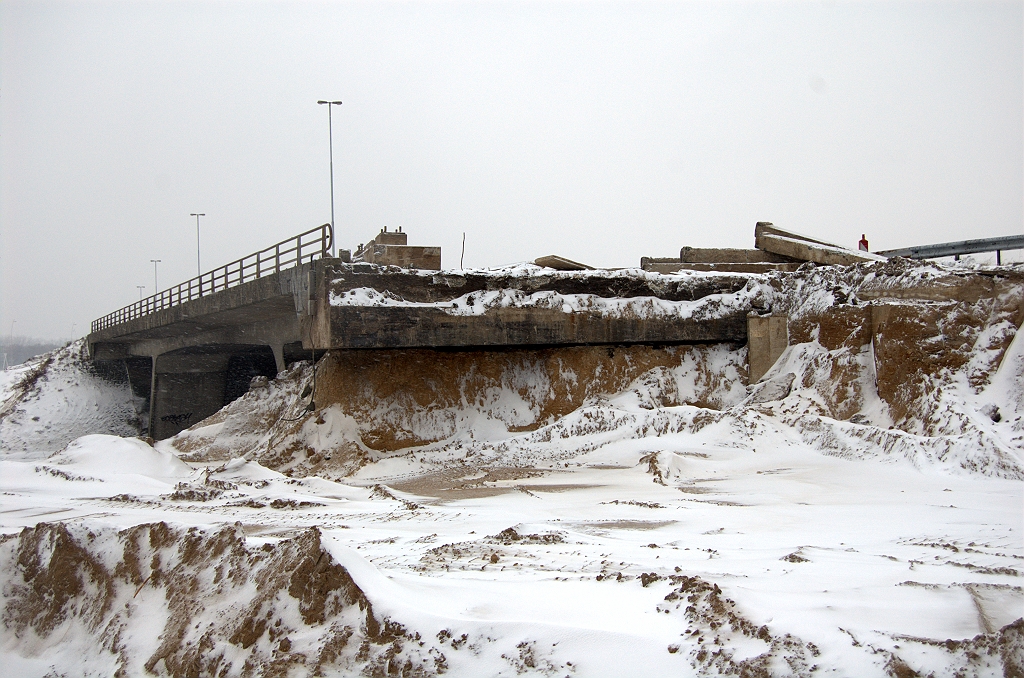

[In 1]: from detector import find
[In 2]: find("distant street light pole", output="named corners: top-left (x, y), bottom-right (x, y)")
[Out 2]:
top-left (190, 213), bottom-right (205, 275)
top-left (151, 259), bottom-right (162, 294)
top-left (317, 100), bottom-right (342, 257)
top-left (137, 285), bottom-right (146, 300)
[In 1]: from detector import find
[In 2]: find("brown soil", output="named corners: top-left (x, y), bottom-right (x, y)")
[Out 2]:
top-left (313, 343), bottom-right (745, 453)
top-left (1, 522), bottom-right (443, 677)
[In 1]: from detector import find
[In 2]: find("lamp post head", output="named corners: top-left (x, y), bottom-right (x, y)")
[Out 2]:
top-left (190, 213), bottom-right (205, 217)
top-left (317, 100), bottom-right (343, 106)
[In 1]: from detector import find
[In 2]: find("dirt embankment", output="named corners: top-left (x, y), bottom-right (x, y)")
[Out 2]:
top-left (769, 261), bottom-right (1024, 431)
top-left (172, 343), bottom-right (747, 478)
top-left (312, 343), bottom-right (745, 449)
top-left (1, 522), bottom-right (444, 677)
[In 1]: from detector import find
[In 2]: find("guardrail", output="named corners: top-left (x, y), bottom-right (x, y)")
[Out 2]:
top-left (91, 224), bottom-right (333, 333)
top-left (877, 234), bottom-right (1024, 262)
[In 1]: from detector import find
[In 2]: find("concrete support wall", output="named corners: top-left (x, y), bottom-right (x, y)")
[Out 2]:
top-left (151, 353), bottom-right (231, 440)
top-left (747, 314), bottom-right (789, 383)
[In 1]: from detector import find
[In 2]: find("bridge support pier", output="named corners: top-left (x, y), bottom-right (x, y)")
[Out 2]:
top-left (150, 353), bottom-right (232, 440)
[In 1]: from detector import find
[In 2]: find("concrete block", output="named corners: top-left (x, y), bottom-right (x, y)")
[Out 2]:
top-left (151, 371), bottom-right (227, 440)
top-left (363, 245), bottom-right (441, 270)
top-left (747, 314), bottom-right (789, 383)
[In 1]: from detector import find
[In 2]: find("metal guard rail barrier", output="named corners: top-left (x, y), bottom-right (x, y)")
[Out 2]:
top-left (91, 224), bottom-right (333, 333)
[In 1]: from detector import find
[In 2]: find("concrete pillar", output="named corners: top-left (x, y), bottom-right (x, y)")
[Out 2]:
top-left (270, 343), bottom-right (286, 375)
top-left (147, 354), bottom-right (159, 438)
top-left (747, 314), bottom-right (789, 383)
top-left (151, 353), bottom-right (230, 440)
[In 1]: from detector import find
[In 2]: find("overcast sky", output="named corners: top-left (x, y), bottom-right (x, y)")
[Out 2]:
top-left (2, 0), bottom-right (1021, 340)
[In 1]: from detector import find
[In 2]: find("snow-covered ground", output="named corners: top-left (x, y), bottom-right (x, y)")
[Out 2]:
top-left (0, 340), bottom-right (141, 460)
top-left (1, 262), bottom-right (1022, 677)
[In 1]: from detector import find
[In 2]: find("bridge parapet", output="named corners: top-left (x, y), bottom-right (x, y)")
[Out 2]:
top-left (91, 224), bottom-right (332, 333)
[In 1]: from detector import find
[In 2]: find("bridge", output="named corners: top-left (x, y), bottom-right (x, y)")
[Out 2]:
top-left (88, 225), bottom-right (760, 440)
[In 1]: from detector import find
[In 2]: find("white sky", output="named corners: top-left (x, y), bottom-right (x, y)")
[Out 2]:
top-left (1, 0), bottom-right (1021, 340)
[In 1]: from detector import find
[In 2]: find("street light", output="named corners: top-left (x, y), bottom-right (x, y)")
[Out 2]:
top-left (150, 260), bottom-right (162, 294)
top-left (317, 99), bottom-right (342, 257)
top-left (137, 285), bottom-right (146, 300)
top-left (190, 213), bottom-right (205, 275)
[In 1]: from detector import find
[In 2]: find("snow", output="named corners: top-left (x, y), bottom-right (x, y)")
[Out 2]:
top-left (0, 340), bottom-right (141, 460)
top-left (330, 283), bottom-right (758, 321)
top-left (1, 262), bottom-right (1022, 676)
top-left (50, 434), bottom-right (192, 479)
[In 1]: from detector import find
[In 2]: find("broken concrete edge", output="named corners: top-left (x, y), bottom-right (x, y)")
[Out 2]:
top-left (534, 255), bottom-right (595, 271)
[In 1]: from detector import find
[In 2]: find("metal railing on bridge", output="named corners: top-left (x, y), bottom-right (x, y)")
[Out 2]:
top-left (91, 224), bottom-right (333, 333)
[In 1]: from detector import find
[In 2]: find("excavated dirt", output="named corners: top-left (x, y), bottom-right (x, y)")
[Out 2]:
top-left (1, 522), bottom-right (445, 677)
top-left (4, 261), bottom-right (1024, 677)
top-left (170, 342), bottom-right (747, 479)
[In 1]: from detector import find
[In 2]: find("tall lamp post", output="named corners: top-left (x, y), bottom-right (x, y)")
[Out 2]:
top-left (190, 213), bottom-right (205, 275)
top-left (137, 285), bottom-right (146, 300)
top-left (317, 100), bottom-right (342, 257)
top-left (150, 259), bottom-right (162, 294)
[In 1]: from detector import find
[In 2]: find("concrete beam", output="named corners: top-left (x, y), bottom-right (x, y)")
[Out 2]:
top-left (642, 261), bottom-right (802, 274)
top-left (534, 255), bottom-right (594, 271)
top-left (679, 247), bottom-right (799, 264)
top-left (754, 222), bottom-right (850, 250)
top-left (757, 234), bottom-right (880, 267)
top-left (754, 222), bottom-right (886, 267)
top-left (90, 309), bottom-right (301, 363)
top-left (315, 305), bottom-right (748, 349)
